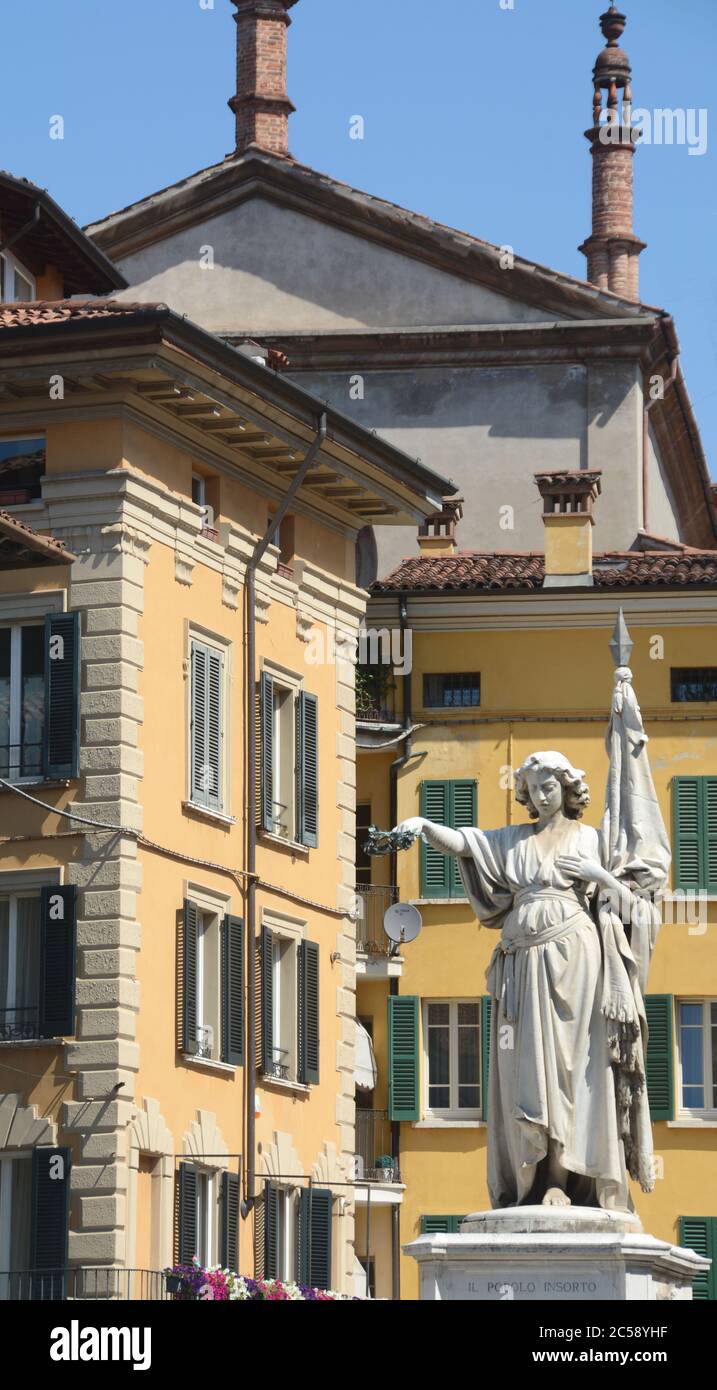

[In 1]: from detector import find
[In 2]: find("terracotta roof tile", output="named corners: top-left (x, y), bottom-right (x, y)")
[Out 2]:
top-left (372, 550), bottom-right (717, 594)
top-left (0, 509), bottom-right (73, 562)
top-left (0, 298), bottom-right (165, 329)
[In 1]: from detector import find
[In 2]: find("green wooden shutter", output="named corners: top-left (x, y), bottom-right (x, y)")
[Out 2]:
top-left (297, 1188), bottom-right (333, 1290)
top-left (705, 779), bottom-right (717, 894)
top-left (673, 777), bottom-right (703, 890)
top-left (260, 671), bottom-right (274, 832)
top-left (449, 781), bottom-right (477, 896)
top-left (177, 1163), bottom-right (197, 1264)
top-left (420, 1215), bottom-right (466, 1234)
top-left (44, 611), bottom-right (80, 779)
top-left (31, 1147), bottom-right (70, 1294)
top-left (481, 994), bottom-right (492, 1122)
top-left (183, 899), bottom-right (199, 1055)
top-left (296, 691), bottom-right (319, 847)
top-left (222, 915), bottom-right (244, 1066)
top-left (678, 1217), bottom-right (716, 1300)
top-left (190, 643), bottom-right (222, 810)
top-left (260, 925), bottom-right (274, 1074)
top-left (39, 885), bottom-right (77, 1038)
top-left (221, 1171), bottom-right (241, 1272)
top-left (388, 995), bottom-right (420, 1122)
top-left (420, 781), bottom-right (450, 897)
top-left (298, 939), bottom-right (320, 1085)
top-left (265, 1181), bottom-right (279, 1280)
top-left (254, 1184), bottom-right (266, 1278)
top-left (645, 994), bottom-right (674, 1121)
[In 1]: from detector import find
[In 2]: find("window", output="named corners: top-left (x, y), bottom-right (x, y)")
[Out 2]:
top-left (0, 1148), bottom-right (70, 1297)
top-left (261, 924), bottom-right (319, 1086)
top-left (0, 1154), bottom-right (32, 1286)
top-left (679, 1217), bottom-right (717, 1300)
top-left (356, 805), bottom-right (372, 886)
top-left (189, 636), bottom-right (227, 813)
top-left (673, 778), bottom-right (717, 893)
top-left (260, 670), bottom-right (318, 847)
top-left (0, 624), bottom-right (45, 780)
top-left (182, 901), bottom-right (244, 1067)
top-left (672, 669), bottom-right (717, 704)
top-left (419, 780), bottom-right (477, 899)
top-left (424, 1001), bottom-right (481, 1119)
top-left (678, 1000), bottom-right (717, 1115)
top-left (0, 437), bottom-right (44, 505)
top-left (357, 1255), bottom-right (376, 1299)
top-left (0, 894), bottom-right (40, 1041)
top-left (0, 254), bottom-right (35, 306)
top-left (176, 1163), bottom-right (240, 1270)
top-left (423, 673), bottom-right (481, 709)
top-left (275, 1187), bottom-right (296, 1281)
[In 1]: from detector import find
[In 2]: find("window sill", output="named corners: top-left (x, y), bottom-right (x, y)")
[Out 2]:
top-left (668, 1116), bottom-right (717, 1128)
top-left (413, 898), bottom-right (470, 907)
top-left (258, 829), bottom-right (309, 857)
top-left (0, 778), bottom-right (73, 792)
top-left (0, 1037), bottom-right (65, 1049)
top-left (182, 1053), bottom-right (237, 1075)
top-left (259, 1073), bottom-right (310, 1097)
top-left (182, 801), bottom-right (235, 828)
top-left (412, 1118), bottom-right (485, 1129)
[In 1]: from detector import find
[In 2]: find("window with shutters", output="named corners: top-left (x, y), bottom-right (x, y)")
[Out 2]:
top-left (271, 932), bottom-right (298, 1082)
top-left (0, 623), bottom-right (45, 781)
top-left (261, 915), bottom-right (319, 1088)
top-left (260, 666), bottom-right (318, 848)
top-left (196, 909), bottom-right (221, 1062)
top-left (677, 999), bottom-right (717, 1117)
top-left (423, 1000), bottom-right (481, 1119)
top-left (0, 892), bottom-right (40, 1043)
top-left (420, 780), bottom-right (477, 899)
top-left (187, 631), bottom-right (230, 816)
top-left (182, 894), bottom-right (243, 1069)
top-left (0, 1153), bottom-right (32, 1292)
top-left (0, 881), bottom-right (76, 1043)
top-left (672, 777), bottom-right (717, 893)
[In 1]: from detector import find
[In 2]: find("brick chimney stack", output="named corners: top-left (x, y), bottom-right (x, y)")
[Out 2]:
top-left (229, 0), bottom-right (298, 156)
top-left (535, 471), bottom-right (602, 588)
top-left (578, 6), bottom-right (646, 301)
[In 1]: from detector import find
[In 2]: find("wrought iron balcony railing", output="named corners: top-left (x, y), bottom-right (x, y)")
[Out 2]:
top-left (354, 1109), bottom-right (400, 1184)
top-left (0, 1268), bottom-right (171, 1302)
top-left (355, 884), bottom-right (398, 955)
top-left (0, 1006), bottom-right (41, 1044)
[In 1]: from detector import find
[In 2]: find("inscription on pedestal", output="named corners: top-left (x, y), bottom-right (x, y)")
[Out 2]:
top-left (430, 1263), bottom-right (620, 1301)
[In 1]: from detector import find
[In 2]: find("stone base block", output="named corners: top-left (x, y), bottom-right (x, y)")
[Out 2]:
top-left (404, 1207), bottom-right (709, 1301)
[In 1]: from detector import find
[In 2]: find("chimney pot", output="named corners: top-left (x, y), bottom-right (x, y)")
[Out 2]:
top-left (535, 471), bottom-right (602, 587)
top-left (418, 497), bottom-right (464, 555)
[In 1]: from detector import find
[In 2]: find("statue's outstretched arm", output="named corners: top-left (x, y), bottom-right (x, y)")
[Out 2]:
top-left (394, 816), bottom-right (470, 857)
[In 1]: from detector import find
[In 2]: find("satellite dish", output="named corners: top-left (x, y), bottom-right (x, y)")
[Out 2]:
top-left (383, 902), bottom-right (422, 946)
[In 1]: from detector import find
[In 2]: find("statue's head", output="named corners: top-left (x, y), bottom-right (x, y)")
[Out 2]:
top-left (514, 751), bottom-right (590, 822)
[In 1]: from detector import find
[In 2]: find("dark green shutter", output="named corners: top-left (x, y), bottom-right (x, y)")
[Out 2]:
top-left (298, 939), bottom-right (320, 1085)
top-left (420, 1215), bottom-right (466, 1234)
top-left (44, 611), bottom-right (80, 780)
top-left (222, 914), bottom-right (244, 1066)
top-left (260, 671), bottom-right (274, 832)
top-left (673, 777), bottom-right (717, 893)
top-left (296, 691), bottom-right (319, 847)
top-left (221, 1171), bottom-right (241, 1272)
top-left (177, 1163), bottom-right (197, 1264)
top-left (39, 885), bottom-right (77, 1038)
top-left (420, 781), bottom-right (450, 897)
top-left (297, 1188), bottom-right (333, 1290)
top-left (481, 994), bottom-right (492, 1121)
top-left (420, 780), bottom-right (476, 898)
top-left (190, 643), bottom-right (223, 810)
top-left (678, 1217), bottom-right (716, 1300)
top-left (260, 925), bottom-right (274, 1074)
top-left (183, 899), bottom-right (199, 1055)
top-left (388, 995), bottom-right (420, 1122)
top-left (645, 994), bottom-right (674, 1121)
top-left (31, 1147), bottom-right (70, 1294)
top-left (265, 1181), bottom-right (279, 1279)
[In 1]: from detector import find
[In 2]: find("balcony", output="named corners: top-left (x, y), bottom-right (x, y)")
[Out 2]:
top-left (354, 886), bottom-right (403, 977)
top-left (0, 1268), bottom-right (171, 1301)
top-left (354, 1110), bottom-right (403, 1207)
top-left (0, 1005), bottom-right (41, 1044)
top-left (355, 665), bottom-right (397, 726)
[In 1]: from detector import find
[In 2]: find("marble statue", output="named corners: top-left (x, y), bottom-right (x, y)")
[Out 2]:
top-left (395, 614), bottom-right (671, 1214)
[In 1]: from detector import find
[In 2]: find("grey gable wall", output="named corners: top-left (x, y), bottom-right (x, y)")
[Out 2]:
top-left (113, 193), bottom-right (682, 572)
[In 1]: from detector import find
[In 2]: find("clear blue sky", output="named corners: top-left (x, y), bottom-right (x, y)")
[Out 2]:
top-left (3, 0), bottom-right (716, 479)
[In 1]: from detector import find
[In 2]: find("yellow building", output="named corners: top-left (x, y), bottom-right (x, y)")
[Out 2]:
top-left (356, 485), bottom-right (717, 1301)
top-left (0, 174), bottom-right (451, 1297)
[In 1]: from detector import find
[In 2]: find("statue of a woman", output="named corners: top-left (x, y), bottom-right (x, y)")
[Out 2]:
top-left (396, 742), bottom-right (666, 1214)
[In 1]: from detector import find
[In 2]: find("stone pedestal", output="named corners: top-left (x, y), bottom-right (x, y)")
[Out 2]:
top-left (404, 1208), bottom-right (709, 1301)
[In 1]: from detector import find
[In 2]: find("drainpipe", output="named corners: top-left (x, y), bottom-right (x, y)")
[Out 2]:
top-left (642, 353), bottom-right (678, 535)
top-left (388, 596), bottom-right (411, 1301)
top-left (243, 412), bottom-right (327, 1217)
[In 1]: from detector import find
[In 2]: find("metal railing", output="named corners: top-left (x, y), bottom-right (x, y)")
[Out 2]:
top-left (355, 885), bottom-right (398, 955)
top-left (0, 740), bottom-right (44, 781)
top-left (355, 669), bottom-right (397, 724)
top-left (0, 1006), bottom-right (41, 1043)
top-left (354, 1110), bottom-right (400, 1184)
top-left (0, 1268), bottom-right (171, 1302)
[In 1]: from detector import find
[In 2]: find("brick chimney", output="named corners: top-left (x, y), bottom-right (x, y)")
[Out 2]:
top-left (535, 471), bottom-right (602, 588)
top-left (418, 497), bottom-right (464, 555)
top-left (578, 7), bottom-right (646, 300)
top-left (229, 1), bottom-right (298, 156)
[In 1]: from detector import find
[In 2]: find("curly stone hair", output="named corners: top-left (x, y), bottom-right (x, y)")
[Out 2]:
top-left (514, 751), bottom-right (591, 821)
